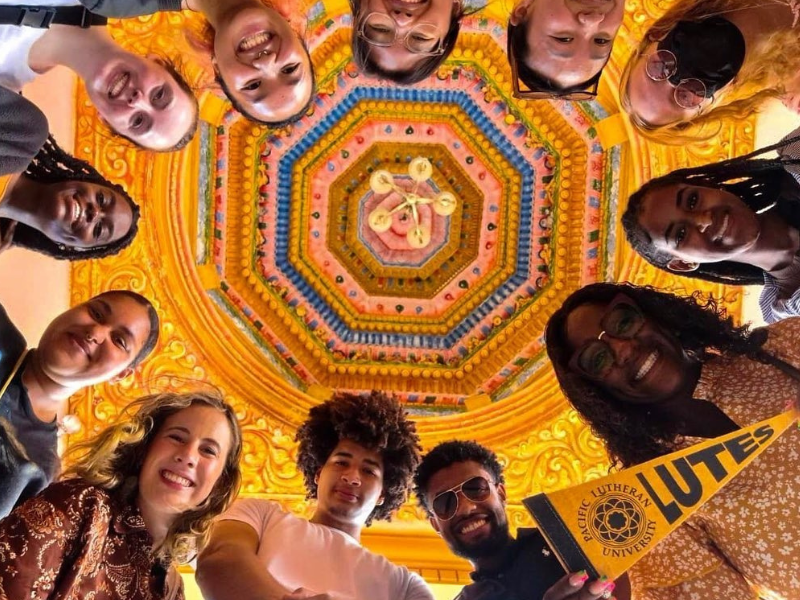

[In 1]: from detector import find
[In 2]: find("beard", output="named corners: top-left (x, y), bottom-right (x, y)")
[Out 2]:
top-left (449, 516), bottom-right (511, 560)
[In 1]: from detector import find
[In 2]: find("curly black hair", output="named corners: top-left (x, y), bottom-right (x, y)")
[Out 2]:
top-left (1, 136), bottom-right (140, 260)
top-left (295, 391), bottom-right (421, 525)
top-left (349, 0), bottom-right (474, 85)
top-left (413, 440), bottom-right (504, 516)
top-left (545, 282), bottom-right (766, 468)
top-left (623, 134), bottom-right (800, 286)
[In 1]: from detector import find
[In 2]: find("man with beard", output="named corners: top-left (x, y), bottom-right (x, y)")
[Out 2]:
top-left (414, 441), bottom-right (626, 600)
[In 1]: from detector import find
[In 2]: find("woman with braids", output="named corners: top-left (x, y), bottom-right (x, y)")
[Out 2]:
top-left (0, 390), bottom-right (243, 600)
top-left (197, 391), bottom-right (433, 600)
top-left (0, 8), bottom-right (197, 152)
top-left (619, 0), bottom-right (800, 144)
top-left (0, 134), bottom-right (139, 259)
top-left (545, 282), bottom-right (800, 599)
top-left (68, 0), bottom-right (314, 127)
top-left (622, 128), bottom-right (800, 323)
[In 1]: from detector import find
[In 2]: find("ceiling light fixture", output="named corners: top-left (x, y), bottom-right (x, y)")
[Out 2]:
top-left (367, 157), bottom-right (457, 249)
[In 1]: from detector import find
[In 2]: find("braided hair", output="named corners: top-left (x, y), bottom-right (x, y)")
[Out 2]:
top-left (623, 134), bottom-right (800, 285)
top-left (1, 136), bottom-right (140, 260)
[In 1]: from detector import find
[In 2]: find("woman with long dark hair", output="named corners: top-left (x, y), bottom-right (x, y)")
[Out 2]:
top-left (622, 129), bottom-right (800, 323)
top-left (0, 390), bottom-right (243, 599)
top-left (545, 282), bottom-right (800, 599)
top-left (0, 132), bottom-right (140, 260)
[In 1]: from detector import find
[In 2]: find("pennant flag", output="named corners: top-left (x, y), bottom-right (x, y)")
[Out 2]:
top-left (524, 410), bottom-right (798, 580)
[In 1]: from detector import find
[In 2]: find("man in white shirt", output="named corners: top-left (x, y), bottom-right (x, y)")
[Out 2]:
top-left (196, 391), bottom-right (432, 600)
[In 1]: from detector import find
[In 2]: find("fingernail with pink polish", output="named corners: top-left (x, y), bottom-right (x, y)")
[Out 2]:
top-left (569, 571), bottom-right (590, 586)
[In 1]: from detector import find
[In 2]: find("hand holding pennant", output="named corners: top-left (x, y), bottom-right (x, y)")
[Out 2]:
top-left (523, 409), bottom-right (799, 581)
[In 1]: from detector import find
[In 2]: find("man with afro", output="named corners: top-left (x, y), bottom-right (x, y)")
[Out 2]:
top-left (198, 391), bottom-right (433, 600)
top-left (414, 440), bottom-right (629, 600)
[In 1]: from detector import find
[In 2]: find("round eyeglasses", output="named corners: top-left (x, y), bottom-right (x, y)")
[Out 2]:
top-left (644, 49), bottom-right (708, 110)
top-left (357, 12), bottom-right (445, 56)
top-left (431, 475), bottom-right (493, 520)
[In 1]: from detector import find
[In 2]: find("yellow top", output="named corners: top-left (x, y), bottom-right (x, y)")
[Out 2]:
top-left (0, 174), bottom-right (12, 202)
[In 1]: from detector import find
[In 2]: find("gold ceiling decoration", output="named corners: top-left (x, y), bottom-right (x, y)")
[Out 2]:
top-left (67, 0), bottom-right (752, 581)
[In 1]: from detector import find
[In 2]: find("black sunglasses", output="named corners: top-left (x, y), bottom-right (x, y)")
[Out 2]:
top-left (431, 475), bottom-right (493, 520)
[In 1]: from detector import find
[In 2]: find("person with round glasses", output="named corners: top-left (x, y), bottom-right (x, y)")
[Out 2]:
top-left (546, 282), bottom-right (800, 599)
top-left (619, 0), bottom-right (800, 145)
top-left (414, 440), bottom-right (627, 600)
top-left (349, 0), bottom-right (472, 85)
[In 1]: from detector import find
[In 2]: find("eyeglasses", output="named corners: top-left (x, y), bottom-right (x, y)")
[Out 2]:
top-left (357, 12), bottom-right (445, 56)
top-left (506, 34), bottom-right (598, 101)
top-left (431, 475), bottom-right (493, 521)
top-left (644, 49), bottom-right (708, 110)
top-left (569, 297), bottom-right (645, 379)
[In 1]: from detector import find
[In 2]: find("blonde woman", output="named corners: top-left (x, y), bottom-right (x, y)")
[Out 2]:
top-left (0, 391), bottom-right (243, 600)
top-left (619, 0), bottom-right (800, 143)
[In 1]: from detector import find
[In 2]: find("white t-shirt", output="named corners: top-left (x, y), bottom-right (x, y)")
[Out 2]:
top-left (220, 498), bottom-right (434, 600)
top-left (0, 0), bottom-right (78, 91)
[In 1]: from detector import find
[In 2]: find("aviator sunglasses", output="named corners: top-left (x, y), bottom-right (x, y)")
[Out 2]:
top-left (431, 475), bottom-right (494, 520)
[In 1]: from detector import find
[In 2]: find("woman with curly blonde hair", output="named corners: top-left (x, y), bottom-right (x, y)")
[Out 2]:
top-left (0, 390), bottom-right (243, 600)
top-left (619, 0), bottom-right (800, 144)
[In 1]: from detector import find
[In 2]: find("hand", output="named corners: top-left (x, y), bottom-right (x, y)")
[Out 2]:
top-left (0, 220), bottom-right (16, 255)
top-left (543, 572), bottom-right (617, 600)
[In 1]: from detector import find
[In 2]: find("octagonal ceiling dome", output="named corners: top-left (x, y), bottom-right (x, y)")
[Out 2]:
top-left (193, 20), bottom-right (618, 413)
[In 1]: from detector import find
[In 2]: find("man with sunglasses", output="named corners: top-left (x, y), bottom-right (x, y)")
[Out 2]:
top-left (414, 441), bottom-right (626, 600)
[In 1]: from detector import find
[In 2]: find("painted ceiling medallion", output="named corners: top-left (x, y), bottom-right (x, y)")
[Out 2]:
top-left (71, 3), bottom-right (752, 564)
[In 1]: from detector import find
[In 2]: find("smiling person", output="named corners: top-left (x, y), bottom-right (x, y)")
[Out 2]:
top-left (619, 0), bottom-right (800, 144)
top-left (0, 391), bottom-right (243, 599)
top-left (197, 391), bottom-right (432, 600)
top-left (414, 440), bottom-right (627, 600)
top-left (68, 0), bottom-right (315, 126)
top-left (0, 1), bottom-right (198, 152)
top-left (622, 127), bottom-right (800, 324)
top-left (0, 290), bottom-right (159, 517)
top-left (350, 0), bottom-right (469, 85)
top-left (0, 133), bottom-right (139, 259)
top-left (545, 282), bottom-right (800, 599)
top-left (507, 0), bottom-right (625, 98)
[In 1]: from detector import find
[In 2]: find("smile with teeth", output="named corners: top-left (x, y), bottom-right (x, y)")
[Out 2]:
top-left (71, 199), bottom-right (82, 226)
top-left (108, 71), bottom-right (129, 99)
top-left (238, 31), bottom-right (273, 53)
top-left (635, 350), bottom-right (658, 381)
top-left (711, 213), bottom-right (729, 244)
top-left (161, 470), bottom-right (193, 487)
top-left (459, 518), bottom-right (487, 534)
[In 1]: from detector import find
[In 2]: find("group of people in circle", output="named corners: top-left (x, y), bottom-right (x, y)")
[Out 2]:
top-left (1, 0), bottom-right (799, 599)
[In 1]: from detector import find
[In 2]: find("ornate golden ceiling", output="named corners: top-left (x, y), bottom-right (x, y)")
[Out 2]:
top-left (68, 0), bottom-right (755, 582)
